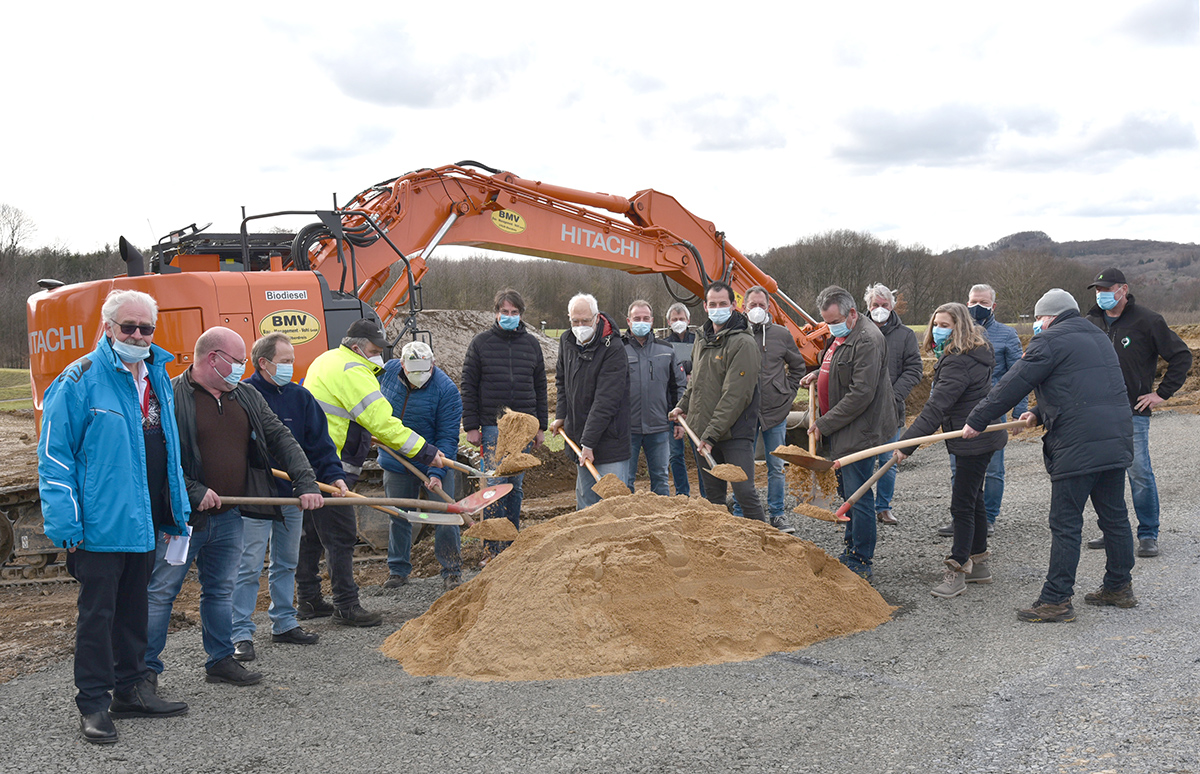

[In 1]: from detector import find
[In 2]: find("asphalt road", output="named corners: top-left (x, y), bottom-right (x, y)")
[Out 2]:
top-left (2, 411), bottom-right (1197, 773)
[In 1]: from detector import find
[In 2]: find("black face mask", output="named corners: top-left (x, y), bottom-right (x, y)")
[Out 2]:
top-left (969, 304), bottom-right (993, 325)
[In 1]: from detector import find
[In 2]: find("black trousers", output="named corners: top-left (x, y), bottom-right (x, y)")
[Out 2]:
top-left (296, 504), bottom-right (360, 610)
top-left (703, 437), bottom-right (766, 522)
top-left (66, 549), bottom-right (154, 714)
top-left (949, 451), bottom-right (993, 565)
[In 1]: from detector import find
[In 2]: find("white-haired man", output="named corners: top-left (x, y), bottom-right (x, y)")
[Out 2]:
top-left (549, 293), bottom-right (631, 510)
top-left (39, 289), bottom-right (192, 743)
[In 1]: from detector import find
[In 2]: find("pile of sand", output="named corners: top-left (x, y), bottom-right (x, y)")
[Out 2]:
top-left (463, 517), bottom-right (519, 542)
top-left (382, 494), bottom-right (892, 681)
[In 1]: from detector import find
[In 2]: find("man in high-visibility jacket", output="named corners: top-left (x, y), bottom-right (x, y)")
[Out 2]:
top-left (295, 319), bottom-right (446, 626)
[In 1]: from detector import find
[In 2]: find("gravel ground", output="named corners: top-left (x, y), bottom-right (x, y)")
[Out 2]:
top-left (2, 412), bottom-right (1198, 773)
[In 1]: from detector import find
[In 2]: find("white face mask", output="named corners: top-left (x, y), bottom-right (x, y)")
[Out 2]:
top-left (670, 320), bottom-right (688, 335)
top-left (746, 307), bottom-right (769, 325)
top-left (870, 307), bottom-right (890, 324)
top-left (572, 325), bottom-right (595, 344)
top-left (405, 370), bottom-right (432, 388)
top-left (368, 355), bottom-right (385, 368)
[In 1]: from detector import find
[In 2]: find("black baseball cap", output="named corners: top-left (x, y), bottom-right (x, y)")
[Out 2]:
top-left (1088, 268), bottom-right (1127, 289)
top-left (345, 318), bottom-right (387, 347)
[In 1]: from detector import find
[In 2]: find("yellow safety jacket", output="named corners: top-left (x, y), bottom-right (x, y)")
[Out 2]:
top-left (304, 346), bottom-right (429, 460)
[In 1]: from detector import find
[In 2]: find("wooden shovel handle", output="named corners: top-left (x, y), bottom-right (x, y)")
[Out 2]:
top-left (833, 420), bottom-right (1028, 469)
top-left (559, 429), bottom-right (604, 482)
top-left (374, 444), bottom-right (474, 526)
top-left (674, 415), bottom-right (719, 468)
top-left (808, 388), bottom-right (817, 456)
top-left (270, 468), bottom-right (398, 517)
top-left (834, 457), bottom-right (895, 519)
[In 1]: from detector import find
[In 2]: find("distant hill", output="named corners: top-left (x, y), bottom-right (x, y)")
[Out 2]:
top-left (986, 231), bottom-right (1200, 283)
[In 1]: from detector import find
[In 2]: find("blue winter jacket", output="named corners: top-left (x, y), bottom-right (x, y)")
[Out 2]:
top-left (982, 316), bottom-right (1028, 418)
top-left (246, 371), bottom-right (345, 497)
top-left (38, 338), bottom-right (191, 551)
top-left (377, 363), bottom-right (462, 481)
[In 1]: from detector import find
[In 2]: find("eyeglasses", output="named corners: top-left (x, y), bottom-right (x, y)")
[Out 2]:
top-left (569, 317), bottom-right (595, 327)
top-left (215, 350), bottom-right (248, 366)
top-left (116, 323), bottom-right (156, 336)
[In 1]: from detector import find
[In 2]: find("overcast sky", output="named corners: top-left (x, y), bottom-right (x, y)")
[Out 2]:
top-left (3, 0), bottom-right (1197, 257)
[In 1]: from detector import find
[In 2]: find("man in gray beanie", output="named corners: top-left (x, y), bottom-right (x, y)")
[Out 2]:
top-left (962, 288), bottom-right (1136, 623)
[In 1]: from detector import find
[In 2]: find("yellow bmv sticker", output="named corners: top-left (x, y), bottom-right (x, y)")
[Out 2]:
top-left (491, 209), bottom-right (526, 234)
top-left (260, 310), bottom-right (321, 344)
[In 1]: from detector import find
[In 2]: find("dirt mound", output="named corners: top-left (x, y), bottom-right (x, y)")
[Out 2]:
top-left (0, 410), bottom-right (38, 491)
top-left (382, 494), bottom-right (892, 681)
top-left (386, 310), bottom-right (558, 387)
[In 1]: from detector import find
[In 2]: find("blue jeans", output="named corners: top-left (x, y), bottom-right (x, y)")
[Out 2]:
top-left (669, 433), bottom-right (707, 498)
top-left (1128, 415), bottom-right (1160, 539)
top-left (836, 458), bottom-right (877, 576)
top-left (873, 428), bottom-right (903, 512)
top-left (383, 470), bottom-right (462, 579)
top-left (1041, 467), bottom-right (1135, 604)
top-left (576, 459), bottom-right (630, 510)
top-left (625, 431), bottom-right (671, 496)
top-left (480, 424), bottom-right (527, 555)
top-left (231, 505), bottom-right (303, 641)
top-left (146, 509), bottom-right (244, 673)
top-left (949, 447), bottom-right (1007, 523)
top-left (730, 420), bottom-right (787, 519)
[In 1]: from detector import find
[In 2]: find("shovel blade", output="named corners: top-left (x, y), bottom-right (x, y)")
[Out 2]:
top-left (770, 448), bottom-right (835, 470)
top-left (457, 483), bottom-right (514, 513)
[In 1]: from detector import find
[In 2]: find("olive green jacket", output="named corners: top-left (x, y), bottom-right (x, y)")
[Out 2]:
top-left (676, 311), bottom-right (762, 445)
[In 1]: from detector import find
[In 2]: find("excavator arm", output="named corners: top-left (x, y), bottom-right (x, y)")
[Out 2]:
top-left (300, 163), bottom-right (828, 364)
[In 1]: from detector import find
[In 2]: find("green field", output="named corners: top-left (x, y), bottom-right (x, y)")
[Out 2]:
top-left (0, 369), bottom-right (33, 410)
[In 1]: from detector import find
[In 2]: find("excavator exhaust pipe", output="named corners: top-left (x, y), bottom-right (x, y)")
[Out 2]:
top-left (119, 236), bottom-right (145, 277)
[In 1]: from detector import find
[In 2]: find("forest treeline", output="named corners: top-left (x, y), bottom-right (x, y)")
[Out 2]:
top-left (3, 199), bottom-right (1198, 368)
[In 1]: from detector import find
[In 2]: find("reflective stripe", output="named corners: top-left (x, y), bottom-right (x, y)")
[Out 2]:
top-left (344, 362), bottom-right (368, 371)
top-left (342, 461), bottom-right (363, 475)
top-left (316, 399), bottom-right (352, 420)
top-left (397, 433), bottom-right (421, 456)
top-left (347, 391), bottom-right (384, 421)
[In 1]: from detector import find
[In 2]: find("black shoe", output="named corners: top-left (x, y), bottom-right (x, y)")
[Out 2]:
top-left (272, 626), bottom-right (319, 645)
top-left (80, 711), bottom-right (118, 744)
top-left (1136, 538), bottom-right (1160, 557)
top-left (383, 575), bottom-right (409, 589)
top-left (332, 604), bottom-right (382, 627)
top-left (296, 597), bottom-right (335, 620)
top-left (145, 671), bottom-right (158, 691)
top-left (205, 655), bottom-right (263, 686)
top-left (110, 679), bottom-right (188, 718)
top-left (1086, 536), bottom-right (1105, 550)
top-left (937, 522), bottom-right (954, 537)
top-left (233, 640), bottom-right (256, 662)
top-left (1084, 582), bottom-right (1138, 608)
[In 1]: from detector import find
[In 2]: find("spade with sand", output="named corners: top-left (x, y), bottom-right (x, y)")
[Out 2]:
top-left (557, 429), bottom-right (631, 498)
top-left (673, 415), bottom-right (748, 483)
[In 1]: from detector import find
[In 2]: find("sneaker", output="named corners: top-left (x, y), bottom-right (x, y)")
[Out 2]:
top-left (383, 575), bottom-right (409, 589)
top-left (442, 575), bottom-right (463, 592)
top-left (205, 655), bottom-right (263, 686)
top-left (876, 510), bottom-right (898, 525)
top-left (1086, 536), bottom-right (1105, 550)
top-left (1136, 538), bottom-right (1160, 557)
top-left (1017, 600), bottom-right (1076, 623)
top-left (232, 640), bottom-right (256, 662)
top-left (332, 604), bottom-right (382, 627)
top-left (937, 522), bottom-right (954, 537)
top-left (296, 597), bottom-right (335, 620)
top-left (931, 557), bottom-right (971, 598)
top-left (272, 626), bottom-right (320, 645)
top-left (1084, 582), bottom-right (1137, 608)
top-left (771, 515), bottom-right (796, 534)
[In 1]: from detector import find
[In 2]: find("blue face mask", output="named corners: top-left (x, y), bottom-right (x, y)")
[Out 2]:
top-left (931, 326), bottom-right (953, 346)
top-left (1032, 320), bottom-right (1044, 336)
top-left (1096, 291), bottom-right (1118, 311)
top-left (828, 321), bottom-right (851, 338)
top-left (223, 362), bottom-right (246, 385)
top-left (111, 338), bottom-right (151, 362)
top-left (498, 313), bottom-right (520, 331)
top-left (270, 362), bottom-right (294, 386)
top-left (708, 307), bottom-right (732, 325)
top-left (630, 321), bottom-right (652, 337)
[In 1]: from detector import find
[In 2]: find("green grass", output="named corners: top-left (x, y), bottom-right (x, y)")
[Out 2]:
top-left (0, 369), bottom-right (33, 409)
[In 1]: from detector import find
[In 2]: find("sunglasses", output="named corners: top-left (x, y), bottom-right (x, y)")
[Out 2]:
top-left (117, 323), bottom-right (156, 336)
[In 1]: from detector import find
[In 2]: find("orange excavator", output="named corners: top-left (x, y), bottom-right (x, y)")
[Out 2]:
top-left (7, 161), bottom-right (828, 577)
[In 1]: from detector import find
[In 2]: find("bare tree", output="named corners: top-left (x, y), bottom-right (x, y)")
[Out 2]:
top-left (0, 203), bottom-right (36, 257)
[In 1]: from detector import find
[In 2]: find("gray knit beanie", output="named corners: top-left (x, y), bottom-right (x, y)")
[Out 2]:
top-left (1034, 288), bottom-right (1079, 317)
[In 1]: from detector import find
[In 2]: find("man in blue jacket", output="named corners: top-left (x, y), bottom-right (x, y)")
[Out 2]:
top-left (378, 341), bottom-right (464, 590)
top-left (623, 299), bottom-right (685, 495)
top-left (39, 289), bottom-right (191, 744)
top-left (230, 333), bottom-right (348, 663)
top-left (965, 289), bottom-right (1135, 623)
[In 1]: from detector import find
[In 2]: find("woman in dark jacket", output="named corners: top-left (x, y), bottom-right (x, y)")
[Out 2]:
top-left (894, 302), bottom-right (1006, 598)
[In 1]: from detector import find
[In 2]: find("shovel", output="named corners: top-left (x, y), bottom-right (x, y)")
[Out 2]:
top-left (219, 495), bottom-right (464, 526)
top-left (374, 437), bottom-right (539, 479)
top-left (271, 468), bottom-right (407, 519)
top-left (807, 388), bottom-right (819, 503)
top-left (374, 445), bottom-right (476, 527)
top-left (558, 429), bottom-right (630, 497)
top-left (832, 456), bottom-right (896, 522)
top-left (772, 420), bottom-right (1027, 471)
top-left (674, 415), bottom-right (748, 483)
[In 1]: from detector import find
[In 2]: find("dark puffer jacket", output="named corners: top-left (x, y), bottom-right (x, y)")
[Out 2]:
top-left (461, 320), bottom-right (548, 431)
top-left (966, 310), bottom-right (1132, 481)
top-left (898, 343), bottom-right (1005, 457)
top-left (556, 312), bottom-right (631, 464)
top-left (878, 311), bottom-right (923, 429)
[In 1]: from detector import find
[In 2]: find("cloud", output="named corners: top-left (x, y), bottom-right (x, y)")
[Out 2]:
top-left (1002, 114), bottom-right (1197, 172)
top-left (1065, 194), bottom-right (1200, 218)
top-left (294, 126), bottom-right (396, 162)
top-left (315, 26), bottom-right (530, 108)
top-left (1084, 114), bottom-right (1197, 155)
top-left (664, 95), bottom-right (787, 152)
top-left (1121, 0), bottom-right (1200, 45)
top-left (834, 104), bottom-right (1001, 166)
